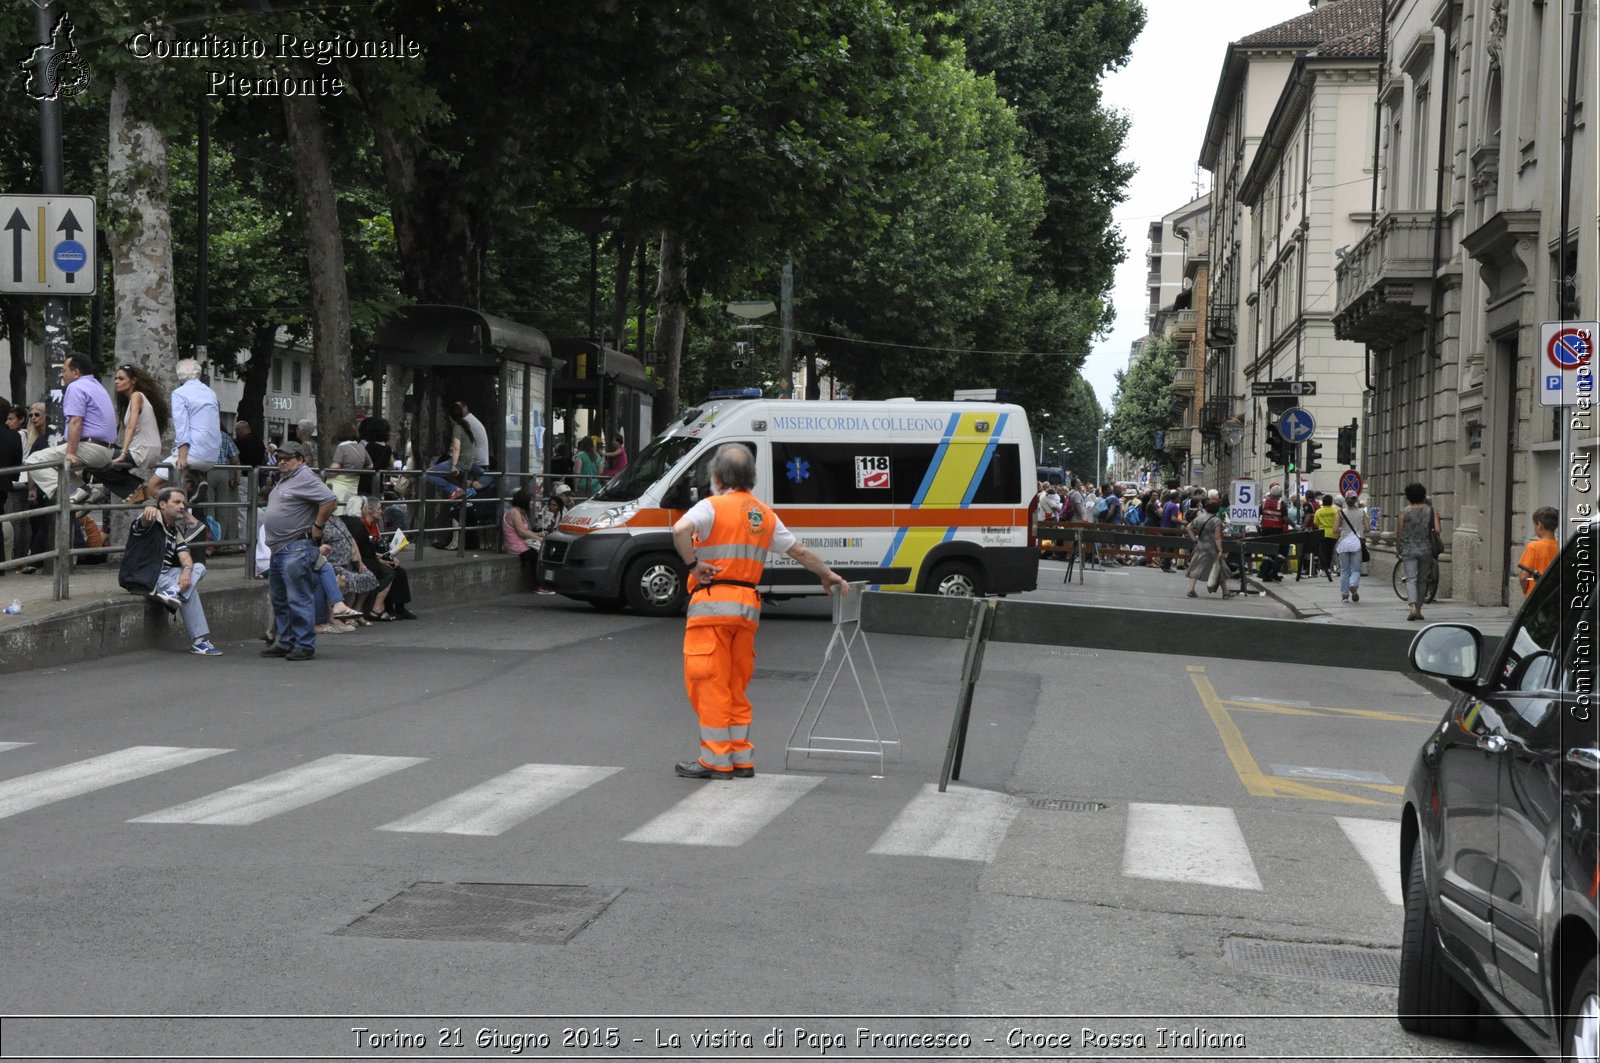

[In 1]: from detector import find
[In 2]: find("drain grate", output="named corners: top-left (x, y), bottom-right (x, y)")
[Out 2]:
top-left (1014, 796), bottom-right (1107, 812)
top-left (335, 882), bottom-right (623, 945)
top-left (1224, 936), bottom-right (1400, 987)
top-left (752, 668), bottom-right (819, 682)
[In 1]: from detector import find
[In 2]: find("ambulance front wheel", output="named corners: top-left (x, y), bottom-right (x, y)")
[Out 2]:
top-left (925, 559), bottom-right (985, 598)
top-left (624, 553), bottom-right (688, 616)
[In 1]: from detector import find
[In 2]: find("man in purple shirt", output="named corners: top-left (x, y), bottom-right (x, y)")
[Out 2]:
top-left (24, 353), bottom-right (117, 502)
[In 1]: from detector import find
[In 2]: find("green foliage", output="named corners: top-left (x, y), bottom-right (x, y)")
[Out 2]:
top-left (1106, 336), bottom-right (1180, 464)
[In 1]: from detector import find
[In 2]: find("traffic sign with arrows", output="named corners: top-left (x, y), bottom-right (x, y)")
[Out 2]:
top-left (0, 194), bottom-right (96, 295)
top-left (1251, 380), bottom-right (1317, 397)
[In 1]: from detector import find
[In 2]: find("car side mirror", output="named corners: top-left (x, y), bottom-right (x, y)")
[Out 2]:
top-left (1409, 623), bottom-right (1483, 692)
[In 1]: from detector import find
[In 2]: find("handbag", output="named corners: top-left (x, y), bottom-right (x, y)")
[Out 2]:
top-left (1427, 506), bottom-right (1444, 557)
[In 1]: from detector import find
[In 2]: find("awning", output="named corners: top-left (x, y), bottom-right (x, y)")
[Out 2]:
top-left (375, 305), bottom-right (554, 369)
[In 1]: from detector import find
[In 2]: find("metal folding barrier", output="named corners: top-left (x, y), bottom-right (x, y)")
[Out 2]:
top-left (783, 582), bottom-right (902, 777)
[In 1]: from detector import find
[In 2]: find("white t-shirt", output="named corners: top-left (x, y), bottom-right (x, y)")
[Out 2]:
top-left (684, 494), bottom-right (797, 554)
top-left (1335, 506), bottom-right (1368, 551)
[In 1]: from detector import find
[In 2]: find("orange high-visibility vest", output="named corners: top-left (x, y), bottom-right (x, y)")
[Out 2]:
top-left (686, 491), bottom-right (777, 630)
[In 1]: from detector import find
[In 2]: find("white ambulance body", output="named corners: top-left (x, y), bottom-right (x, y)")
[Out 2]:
top-left (539, 397), bottom-right (1038, 615)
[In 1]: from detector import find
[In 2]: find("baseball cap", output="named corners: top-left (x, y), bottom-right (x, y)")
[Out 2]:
top-left (1345, 491), bottom-right (1359, 501)
top-left (551, 482), bottom-right (573, 498)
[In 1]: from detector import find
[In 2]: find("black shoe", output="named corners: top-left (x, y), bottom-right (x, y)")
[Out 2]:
top-left (390, 607), bottom-right (418, 620)
top-left (285, 647), bottom-right (315, 661)
top-left (260, 646), bottom-right (290, 658)
top-left (674, 760), bottom-right (729, 781)
top-left (732, 766), bottom-right (755, 778)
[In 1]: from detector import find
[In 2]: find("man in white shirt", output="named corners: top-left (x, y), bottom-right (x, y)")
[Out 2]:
top-left (151, 359), bottom-right (222, 494)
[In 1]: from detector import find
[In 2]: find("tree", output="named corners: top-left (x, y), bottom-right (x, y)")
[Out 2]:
top-left (1106, 337), bottom-right (1180, 464)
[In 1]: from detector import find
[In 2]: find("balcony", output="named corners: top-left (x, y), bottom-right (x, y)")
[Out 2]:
top-left (1171, 309), bottom-right (1198, 340)
top-left (1206, 304), bottom-right (1236, 348)
top-left (1169, 366), bottom-right (1197, 393)
top-left (1331, 210), bottom-right (1437, 344)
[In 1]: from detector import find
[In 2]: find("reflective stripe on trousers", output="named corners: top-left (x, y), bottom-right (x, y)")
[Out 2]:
top-left (686, 599), bottom-right (761, 623)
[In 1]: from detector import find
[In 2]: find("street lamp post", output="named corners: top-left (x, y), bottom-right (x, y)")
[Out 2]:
top-left (1096, 425), bottom-right (1107, 486)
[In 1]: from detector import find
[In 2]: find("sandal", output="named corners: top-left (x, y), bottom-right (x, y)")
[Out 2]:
top-left (1186, 590), bottom-right (1198, 598)
top-left (363, 610), bottom-right (394, 623)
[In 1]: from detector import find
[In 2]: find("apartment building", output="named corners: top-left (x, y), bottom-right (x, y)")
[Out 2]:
top-left (1146, 194), bottom-right (1212, 483)
top-left (1332, 0), bottom-right (1596, 605)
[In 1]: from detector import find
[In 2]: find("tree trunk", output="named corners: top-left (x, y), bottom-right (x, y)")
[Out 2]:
top-left (282, 93), bottom-right (353, 466)
top-left (236, 320), bottom-right (275, 433)
top-left (609, 235), bottom-right (634, 353)
top-left (5, 301), bottom-right (27, 405)
top-left (366, 109), bottom-right (482, 306)
top-left (652, 230), bottom-right (689, 426)
top-left (106, 75), bottom-right (178, 382)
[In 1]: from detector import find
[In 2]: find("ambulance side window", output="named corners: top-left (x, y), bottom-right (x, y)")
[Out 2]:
top-left (772, 443), bottom-right (902, 504)
top-left (969, 444), bottom-right (1021, 504)
top-left (663, 442), bottom-right (755, 508)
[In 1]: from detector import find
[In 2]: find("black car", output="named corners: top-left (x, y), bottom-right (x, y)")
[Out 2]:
top-left (1402, 523), bottom-right (1599, 1059)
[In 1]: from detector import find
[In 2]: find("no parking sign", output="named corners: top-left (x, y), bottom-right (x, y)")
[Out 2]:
top-left (1539, 320), bottom-right (1598, 406)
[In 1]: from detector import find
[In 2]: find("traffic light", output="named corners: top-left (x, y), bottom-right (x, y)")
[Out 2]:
top-left (1337, 419), bottom-right (1358, 466)
top-left (1266, 425), bottom-right (1288, 466)
top-left (1303, 439), bottom-right (1323, 475)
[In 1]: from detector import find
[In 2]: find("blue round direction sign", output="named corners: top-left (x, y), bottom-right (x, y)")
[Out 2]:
top-left (1339, 469), bottom-right (1363, 498)
top-left (1547, 327), bottom-right (1592, 370)
top-left (53, 240), bottom-right (87, 274)
top-left (1277, 406), bottom-right (1316, 444)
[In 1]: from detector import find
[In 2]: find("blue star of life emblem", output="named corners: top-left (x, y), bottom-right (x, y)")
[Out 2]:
top-left (786, 457), bottom-right (810, 483)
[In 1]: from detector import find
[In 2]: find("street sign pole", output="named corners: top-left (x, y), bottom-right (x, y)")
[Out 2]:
top-left (36, 1), bottom-right (70, 427)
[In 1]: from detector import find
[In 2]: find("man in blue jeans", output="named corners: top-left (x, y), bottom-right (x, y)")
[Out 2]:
top-left (260, 441), bottom-right (337, 661)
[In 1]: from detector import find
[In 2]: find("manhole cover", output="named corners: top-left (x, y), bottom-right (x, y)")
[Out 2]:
top-left (1014, 796), bottom-right (1107, 812)
top-left (1224, 936), bottom-right (1400, 987)
top-left (335, 882), bottom-right (623, 945)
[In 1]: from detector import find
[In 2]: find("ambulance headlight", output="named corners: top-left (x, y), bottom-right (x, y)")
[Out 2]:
top-left (586, 502), bottom-right (638, 530)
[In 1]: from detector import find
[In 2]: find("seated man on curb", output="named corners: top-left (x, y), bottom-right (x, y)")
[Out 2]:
top-left (133, 487), bottom-right (222, 656)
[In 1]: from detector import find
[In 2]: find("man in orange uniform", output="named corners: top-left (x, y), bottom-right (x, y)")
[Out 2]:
top-left (670, 445), bottom-right (848, 780)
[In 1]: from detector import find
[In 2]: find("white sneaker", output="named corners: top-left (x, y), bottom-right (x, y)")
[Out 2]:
top-left (70, 486), bottom-right (91, 504)
top-left (86, 484), bottom-right (110, 504)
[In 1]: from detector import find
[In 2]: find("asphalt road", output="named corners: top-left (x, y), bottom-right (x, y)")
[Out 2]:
top-left (0, 566), bottom-right (1532, 1061)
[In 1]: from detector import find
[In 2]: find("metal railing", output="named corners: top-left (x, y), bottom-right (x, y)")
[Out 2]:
top-left (0, 456), bottom-right (587, 601)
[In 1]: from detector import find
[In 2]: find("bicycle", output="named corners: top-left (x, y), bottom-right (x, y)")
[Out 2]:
top-left (1391, 555), bottom-right (1440, 604)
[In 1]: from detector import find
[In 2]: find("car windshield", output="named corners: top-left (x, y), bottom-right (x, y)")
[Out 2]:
top-left (592, 436), bottom-right (702, 502)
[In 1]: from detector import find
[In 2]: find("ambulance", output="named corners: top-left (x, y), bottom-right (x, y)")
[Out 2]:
top-left (538, 395), bottom-right (1038, 615)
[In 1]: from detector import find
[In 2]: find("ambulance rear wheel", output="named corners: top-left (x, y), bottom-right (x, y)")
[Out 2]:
top-left (927, 560), bottom-right (984, 598)
top-left (624, 554), bottom-right (688, 616)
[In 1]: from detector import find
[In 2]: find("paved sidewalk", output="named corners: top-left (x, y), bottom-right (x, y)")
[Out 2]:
top-left (1256, 559), bottom-right (1515, 630)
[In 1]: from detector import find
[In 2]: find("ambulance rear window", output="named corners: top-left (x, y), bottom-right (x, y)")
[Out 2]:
top-left (770, 443), bottom-right (1019, 506)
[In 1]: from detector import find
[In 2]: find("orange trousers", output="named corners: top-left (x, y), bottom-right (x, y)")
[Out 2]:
top-left (683, 623), bottom-right (756, 774)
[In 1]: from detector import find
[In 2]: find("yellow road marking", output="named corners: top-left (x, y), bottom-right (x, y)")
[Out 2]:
top-left (1220, 699), bottom-right (1433, 724)
top-left (1188, 667), bottom-right (1386, 805)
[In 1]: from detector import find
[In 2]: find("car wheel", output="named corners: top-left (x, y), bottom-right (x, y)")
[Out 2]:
top-left (926, 560), bottom-right (984, 598)
top-left (1564, 957), bottom-right (1599, 1062)
top-left (623, 554), bottom-right (687, 616)
top-left (1397, 851), bottom-right (1478, 1037)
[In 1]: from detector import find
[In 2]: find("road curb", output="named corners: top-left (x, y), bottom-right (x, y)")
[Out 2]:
top-left (0, 553), bottom-right (523, 675)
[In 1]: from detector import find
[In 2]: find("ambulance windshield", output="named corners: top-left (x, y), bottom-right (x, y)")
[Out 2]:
top-left (592, 436), bottom-right (702, 502)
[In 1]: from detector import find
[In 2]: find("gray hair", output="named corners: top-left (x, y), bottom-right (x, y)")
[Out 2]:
top-left (710, 445), bottom-right (756, 491)
top-left (175, 359), bottom-right (202, 382)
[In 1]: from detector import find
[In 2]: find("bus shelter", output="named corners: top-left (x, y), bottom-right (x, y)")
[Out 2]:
top-left (550, 339), bottom-right (657, 462)
top-left (374, 305), bottom-right (560, 482)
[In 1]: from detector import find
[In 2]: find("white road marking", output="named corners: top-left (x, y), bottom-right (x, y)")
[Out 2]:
top-left (1122, 802), bottom-right (1263, 890)
top-left (0, 746), bottom-right (231, 821)
top-left (377, 763), bottom-right (623, 836)
top-left (129, 753), bottom-right (424, 825)
top-left (622, 774), bottom-right (823, 847)
top-left (0, 742), bottom-right (31, 753)
top-left (868, 783), bottom-right (1020, 862)
top-left (1337, 816), bottom-right (1404, 906)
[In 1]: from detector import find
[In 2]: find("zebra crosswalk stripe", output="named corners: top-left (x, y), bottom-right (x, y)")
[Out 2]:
top-left (377, 763), bottom-right (624, 837)
top-left (129, 753), bottom-right (425, 825)
top-left (1336, 816), bottom-right (1403, 906)
top-left (621, 774), bottom-right (824, 847)
top-left (1122, 802), bottom-right (1263, 890)
top-left (0, 746), bottom-right (232, 821)
top-left (867, 783), bottom-right (1019, 862)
